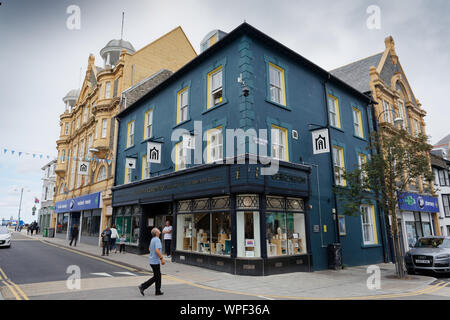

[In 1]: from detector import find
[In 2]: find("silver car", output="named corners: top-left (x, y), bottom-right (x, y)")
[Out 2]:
top-left (404, 236), bottom-right (450, 274)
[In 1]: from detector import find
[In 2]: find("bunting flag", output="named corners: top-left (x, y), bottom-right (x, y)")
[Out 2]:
top-left (0, 147), bottom-right (115, 163)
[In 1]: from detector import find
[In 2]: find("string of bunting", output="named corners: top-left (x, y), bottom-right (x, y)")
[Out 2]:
top-left (0, 147), bottom-right (114, 164)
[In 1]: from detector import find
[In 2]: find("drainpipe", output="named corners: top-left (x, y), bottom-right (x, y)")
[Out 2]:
top-left (322, 74), bottom-right (340, 244)
top-left (365, 94), bottom-right (388, 263)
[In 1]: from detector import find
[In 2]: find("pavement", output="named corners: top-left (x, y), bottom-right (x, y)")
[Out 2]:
top-left (2, 229), bottom-right (450, 300)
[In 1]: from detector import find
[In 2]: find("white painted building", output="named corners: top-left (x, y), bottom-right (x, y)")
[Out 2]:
top-left (38, 160), bottom-right (57, 230)
top-left (431, 151), bottom-right (450, 236)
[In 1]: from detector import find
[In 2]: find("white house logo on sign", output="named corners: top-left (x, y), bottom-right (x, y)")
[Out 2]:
top-left (77, 161), bottom-right (89, 175)
top-left (311, 129), bottom-right (330, 155)
top-left (147, 142), bottom-right (162, 164)
top-left (125, 157), bottom-right (136, 169)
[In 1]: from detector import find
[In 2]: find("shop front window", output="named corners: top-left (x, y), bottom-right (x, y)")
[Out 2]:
top-left (115, 206), bottom-right (140, 245)
top-left (211, 212), bottom-right (231, 256)
top-left (176, 197), bottom-right (231, 256)
top-left (405, 221), bottom-right (417, 247)
top-left (237, 211), bottom-right (260, 258)
top-left (266, 212), bottom-right (287, 256)
top-left (265, 196), bottom-right (307, 257)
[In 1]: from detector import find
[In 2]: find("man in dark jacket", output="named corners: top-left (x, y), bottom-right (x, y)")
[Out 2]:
top-left (69, 224), bottom-right (79, 246)
top-left (101, 226), bottom-right (111, 256)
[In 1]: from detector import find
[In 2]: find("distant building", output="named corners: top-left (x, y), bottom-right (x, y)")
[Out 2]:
top-left (53, 27), bottom-right (197, 246)
top-left (38, 160), bottom-right (57, 230)
top-left (431, 153), bottom-right (450, 236)
top-left (433, 134), bottom-right (450, 160)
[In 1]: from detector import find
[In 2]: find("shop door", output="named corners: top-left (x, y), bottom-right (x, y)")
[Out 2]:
top-left (70, 212), bottom-right (81, 237)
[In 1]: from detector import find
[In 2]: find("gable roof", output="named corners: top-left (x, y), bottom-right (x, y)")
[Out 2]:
top-left (329, 52), bottom-right (383, 93)
top-left (117, 22), bottom-right (374, 119)
top-left (435, 134), bottom-right (450, 147)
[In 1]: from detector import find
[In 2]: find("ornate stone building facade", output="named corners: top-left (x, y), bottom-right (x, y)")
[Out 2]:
top-left (331, 36), bottom-right (439, 251)
top-left (53, 27), bottom-right (197, 245)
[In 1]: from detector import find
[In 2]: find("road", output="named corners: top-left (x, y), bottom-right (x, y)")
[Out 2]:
top-left (0, 232), bottom-right (261, 300)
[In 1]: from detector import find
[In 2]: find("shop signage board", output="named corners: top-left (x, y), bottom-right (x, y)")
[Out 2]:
top-left (125, 157), bottom-right (136, 169)
top-left (147, 142), bottom-right (162, 164)
top-left (77, 161), bottom-right (90, 176)
top-left (398, 192), bottom-right (439, 213)
top-left (54, 192), bottom-right (101, 213)
top-left (311, 128), bottom-right (329, 155)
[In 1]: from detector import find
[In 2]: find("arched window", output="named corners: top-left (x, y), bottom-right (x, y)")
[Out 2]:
top-left (97, 166), bottom-right (106, 182)
top-left (59, 184), bottom-right (66, 195)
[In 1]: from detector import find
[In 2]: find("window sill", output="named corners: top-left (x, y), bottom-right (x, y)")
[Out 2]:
top-left (265, 98), bottom-right (291, 111)
top-left (266, 253), bottom-right (308, 259)
top-left (202, 100), bottom-right (228, 115)
top-left (330, 125), bottom-right (344, 133)
top-left (352, 134), bottom-right (367, 142)
top-left (124, 145), bottom-right (135, 151)
top-left (141, 137), bottom-right (154, 144)
top-left (173, 119), bottom-right (191, 129)
top-left (361, 243), bottom-right (381, 249)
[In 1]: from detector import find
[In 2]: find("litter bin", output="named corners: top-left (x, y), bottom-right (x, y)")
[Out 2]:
top-left (48, 228), bottom-right (55, 238)
top-left (43, 228), bottom-right (48, 237)
top-left (328, 243), bottom-right (343, 270)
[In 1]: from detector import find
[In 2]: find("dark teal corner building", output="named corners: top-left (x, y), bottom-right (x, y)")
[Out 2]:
top-left (112, 23), bottom-right (389, 275)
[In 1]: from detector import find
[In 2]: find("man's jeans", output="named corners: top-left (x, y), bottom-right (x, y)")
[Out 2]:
top-left (141, 264), bottom-right (161, 293)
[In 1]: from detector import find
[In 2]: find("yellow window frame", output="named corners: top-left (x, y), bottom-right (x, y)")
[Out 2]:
top-left (353, 107), bottom-right (364, 138)
top-left (141, 154), bottom-right (148, 180)
top-left (268, 62), bottom-right (287, 106)
top-left (361, 204), bottom-right (378, 245)
top-left (143, 109), bottom-right (153, 140)
top-left (177, 87), bottom-right (188, 124)
top-left (206, 126), bottom-right (223, 163)
top-left (333, 145), bottom-right (346, 186)
top-left (328, 95), bottom-right (341, 129)
top-left (271, 124), bottom-right (289, 161)
top-left (207, 66), bottom-right (223, 109)
top-left (126, 120), bottom-right (135, 148)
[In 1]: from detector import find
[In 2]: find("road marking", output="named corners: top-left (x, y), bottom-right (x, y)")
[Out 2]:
top-left (114, 272), bottom-right (136, 276)
top-left (90, 273), bottom-right (113, 277)
top-left (40, 240), bottom-right (139, 272)
top-left (0, 268), bottom-right (29, 300)
top-left (258, 295), bottom-right (276, 300)
top-left (31, 235), bottom-right (450, 300)
top-left (1, 280), bottom-right (21, 300)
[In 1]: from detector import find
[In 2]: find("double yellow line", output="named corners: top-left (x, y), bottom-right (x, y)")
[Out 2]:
top-left (0, 267), bottom-right (29, 300)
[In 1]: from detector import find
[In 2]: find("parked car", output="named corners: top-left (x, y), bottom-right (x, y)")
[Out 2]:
top-left (0, 226), bottom-right (11, 248)
top-left (405, 236), bottom-right (450, 274)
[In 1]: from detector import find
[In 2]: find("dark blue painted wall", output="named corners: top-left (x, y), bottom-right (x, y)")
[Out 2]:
top-left (115, 33), bottom-right (386, 270)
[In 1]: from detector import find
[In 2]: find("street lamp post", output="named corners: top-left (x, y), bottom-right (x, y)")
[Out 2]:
top-left (376, 108), bottom-right (404, 128)
top-left (16, 188), bottom-right (23, 231)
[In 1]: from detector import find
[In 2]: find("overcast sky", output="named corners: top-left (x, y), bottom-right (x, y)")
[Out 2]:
top-left (0, 0), bottom-right (449, 222)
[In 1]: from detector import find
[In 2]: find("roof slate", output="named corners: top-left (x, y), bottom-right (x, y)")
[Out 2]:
top-left (329, 53), bottom-right (383, 93)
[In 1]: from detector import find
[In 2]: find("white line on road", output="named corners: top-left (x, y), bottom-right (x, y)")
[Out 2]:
top-left (114, 272), bottom-right (136, 276)
top-left (257, 295), bottom-right (276, 300)
top-left (90, 273), bottom-right (113, 277)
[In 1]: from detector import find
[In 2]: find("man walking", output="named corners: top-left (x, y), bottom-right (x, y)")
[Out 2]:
top-left (138, 228), bottom-right (164, 296)
top-left (101, 226), bottom-right (111, 256)
top-left (69, 224), bottom-right (79, 247)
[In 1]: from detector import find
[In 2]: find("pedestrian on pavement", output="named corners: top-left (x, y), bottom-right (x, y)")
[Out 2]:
top-left (162, 220), bottom-right (173, 257)
top-left (69, 224), bottom-right (79, 247)
top-left (119, 234), bottom-right (126, 253)
top-left (101, 226), bottom-right (111, 256)
top-left (110, 224), bottom-right (118, 253)
top-left (138, 228), bottom-right (165, 296)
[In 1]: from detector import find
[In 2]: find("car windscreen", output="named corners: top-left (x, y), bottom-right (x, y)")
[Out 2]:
top-left (414, 238), bottom-right (450, 248)
top-left (0, 228), bottom-right (8, 234)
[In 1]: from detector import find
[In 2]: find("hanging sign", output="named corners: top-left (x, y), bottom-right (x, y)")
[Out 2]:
top-left (147, 142), bottom-right (162, 164)
top-left (77, 161), bottom-right (90, 175)
top-left (311, 128), bottom-right (330, 155)
top-left (125, 157), bottom-right (136, 169)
